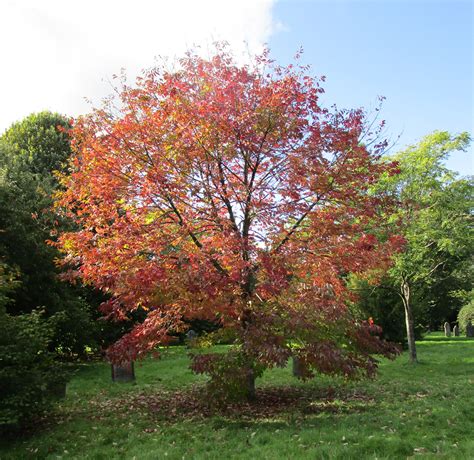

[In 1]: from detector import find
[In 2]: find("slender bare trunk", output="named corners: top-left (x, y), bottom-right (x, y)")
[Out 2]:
top-left (400, 278), bottom-right (417, 363)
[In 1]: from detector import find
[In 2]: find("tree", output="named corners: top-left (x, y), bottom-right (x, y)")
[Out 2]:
top-left (346, 274), bottom-right (421, 344)
top-left (1, 111), bottom-right (71, 177)
top-left (422, 251), bottom-right (473, 329)
top-left (0, 112), bottom-right (73, 315)
top-left (375, 131), bottom-right (472, 362)
top-left (56, 47), bottom-right (400, 399)
top-left (0, 113), bottom-right (99, 356)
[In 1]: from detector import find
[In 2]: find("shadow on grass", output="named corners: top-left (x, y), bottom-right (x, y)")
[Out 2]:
top-left (118, 385), bottom-right (376, 423)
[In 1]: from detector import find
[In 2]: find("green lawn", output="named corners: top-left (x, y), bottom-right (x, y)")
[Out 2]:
top-left (1, 333), bottom-right (473, 459)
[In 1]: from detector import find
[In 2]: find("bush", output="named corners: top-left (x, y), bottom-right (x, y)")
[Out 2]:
top-left (458, 297), bottom-right (474, 332)
top-left (49, 296), bottom-right (99, 358)
top-left (190, 349), bottom-right (264, 403)
top-left (0, 309), bottom-right (66, 432)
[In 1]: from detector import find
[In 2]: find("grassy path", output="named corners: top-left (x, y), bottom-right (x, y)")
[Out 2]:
top-left (1, 333), bottom-right (473, 459)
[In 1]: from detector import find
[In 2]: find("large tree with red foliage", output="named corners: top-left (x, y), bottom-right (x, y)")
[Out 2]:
top-left (56, 46), bottom-right (401, 399)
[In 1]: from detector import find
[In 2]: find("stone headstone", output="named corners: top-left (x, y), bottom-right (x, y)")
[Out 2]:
top-left (292, 355), bottom-right (303, 378)
top-left (453, 325), bottom-right (460, 337)
top-left (185, 329), bottom-right (198, 348)
top-left (186, 329), bottom-right (197, 341)
top-left (466, 321), bottom-right (474, 338)
top-left (111, 361), bottom-right (135, 382)
top-left (444, 322), bottom-right (451, 337)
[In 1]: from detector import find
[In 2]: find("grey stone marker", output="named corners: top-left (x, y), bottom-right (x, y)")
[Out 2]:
top-left (185, 329), bottom-right (197, 348)
top-left (444, 322), bottom-right (451, 337)
top-left (466, 321), bottom-right (474, 338)
top-left (186, 329), bottom-right (197, 341)
top-left (292, 355), bottom-right (303, 377)
top-left (453, 325), bottom-right (460, 337)
top-left (112, 361), bottom-right (135, 382)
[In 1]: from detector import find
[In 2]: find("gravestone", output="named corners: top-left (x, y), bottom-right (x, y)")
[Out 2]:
top-left (453, 325), bottom-right (460, 337)
top-left (292, 355), bottom-right (304, 378)
top-left (444, 322), bottom-right (451, 337)
top-left (186, 329), bottom-right (197, 341)
top-left (185, 329), bottom-right (198, 348)
top-left (466, 321), bottom-right (474, 338)
top-left (111, 361), bottom-right (135, 382)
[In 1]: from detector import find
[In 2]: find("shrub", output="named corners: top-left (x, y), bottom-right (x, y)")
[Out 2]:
top-left (458, 296), bottom-right (474, 332)
top-left (190, 349), bottom-right (264, 402)
top-left (0, 309), bottom-right (66, 432)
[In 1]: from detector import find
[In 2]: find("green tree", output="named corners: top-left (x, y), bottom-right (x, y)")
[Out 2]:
top-left (376, 131), bottom-right (473, 362)
top-left (347, 274), bottom-right (424, 344)
top-left (0, 113), bottom-right (98, 356)
top-left (422, 253), bottom-right (473, 328)
top-left (1, 111), bottom-right (71, 177)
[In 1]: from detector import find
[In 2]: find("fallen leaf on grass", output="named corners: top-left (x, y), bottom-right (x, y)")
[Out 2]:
top-left (143, 428), bottom-right (158, 433)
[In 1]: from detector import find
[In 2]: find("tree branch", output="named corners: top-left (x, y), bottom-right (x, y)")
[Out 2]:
top-left (166, 196), bottom-right (228, 276)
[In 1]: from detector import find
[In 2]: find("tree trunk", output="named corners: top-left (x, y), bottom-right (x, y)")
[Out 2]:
top-left (401, 279), bottom-right (417, 363)
top-left (241, 267), bottom-right (258, 401)
top-left (245, 367), bottom-right (256, 400)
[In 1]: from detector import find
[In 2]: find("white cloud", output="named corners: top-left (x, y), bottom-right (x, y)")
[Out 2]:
top-left (0, 0), bottom-right (278, 132)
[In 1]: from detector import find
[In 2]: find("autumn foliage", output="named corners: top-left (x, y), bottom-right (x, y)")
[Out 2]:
top-left (55, 46), bottom-right (401, 399)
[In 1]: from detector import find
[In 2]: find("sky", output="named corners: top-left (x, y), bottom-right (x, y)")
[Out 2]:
top-left (0, 0), bottom-right (472, 174)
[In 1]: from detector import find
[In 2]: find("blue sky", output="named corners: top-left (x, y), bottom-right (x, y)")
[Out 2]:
top-left (1, 0), bottom-right (472, 174)
top-left (269, 0), bottom-right (473, 174)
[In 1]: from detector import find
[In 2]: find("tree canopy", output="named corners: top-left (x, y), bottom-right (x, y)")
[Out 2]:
top-left (1, 111), bottom-right (71, 177)
top-left (374, 131), bottom-right (473, 361)
top-left (56, 47), bottom-right (400, 398)
top-left (0, 112), bottom-right (98, 356)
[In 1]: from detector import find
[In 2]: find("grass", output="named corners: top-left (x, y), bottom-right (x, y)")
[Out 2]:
top-left (1, 333), bottom-right (473, 459)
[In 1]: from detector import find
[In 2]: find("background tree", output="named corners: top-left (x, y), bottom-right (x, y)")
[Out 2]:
top-left (1, 111), bottom-right (71, 177)
top-left (0, 113), bottom-right (99, 356)
top-left (347, 274), bottom-right (422, 344)
top-left (422, 253), bottom-right (473, 329)
top-left (373, 131), bottom-right (472, 362)
top-left (56, 47), bottom-right (400, 399)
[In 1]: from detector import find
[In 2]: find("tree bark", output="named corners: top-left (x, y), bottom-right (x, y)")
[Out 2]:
top-left (240, 266), bottom-right (258, 401)
top-left (245, 367), bottom-right (256, 400)
top-left (400, 278), bottom-right (417, 363)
